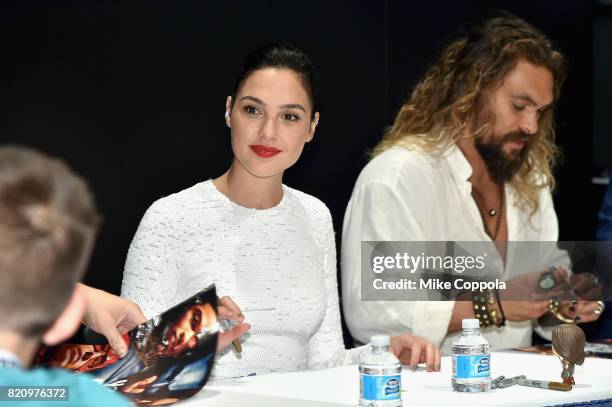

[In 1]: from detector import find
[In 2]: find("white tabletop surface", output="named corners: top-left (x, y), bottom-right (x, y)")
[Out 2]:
top-left (177, 351), bottom-right (612, 406)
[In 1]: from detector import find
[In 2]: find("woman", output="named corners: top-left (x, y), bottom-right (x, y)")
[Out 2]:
top-left (121, 43), bottom-right (440, 378)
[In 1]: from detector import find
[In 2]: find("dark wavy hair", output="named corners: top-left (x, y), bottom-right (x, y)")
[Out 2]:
top-left (373, 13), bottom-right (567, 215)
top-left (231, 42), bottom-right (319, 118)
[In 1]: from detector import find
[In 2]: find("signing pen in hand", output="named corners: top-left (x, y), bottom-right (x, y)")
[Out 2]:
top-left (217, 295), bottom-right (243, 354)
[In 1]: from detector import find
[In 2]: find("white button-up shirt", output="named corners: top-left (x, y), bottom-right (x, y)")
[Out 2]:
top-left (341, 145), bottom-right (565, 354)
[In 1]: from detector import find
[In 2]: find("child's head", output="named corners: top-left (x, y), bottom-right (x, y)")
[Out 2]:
top-left (0, 146), bottom-right (100, 345)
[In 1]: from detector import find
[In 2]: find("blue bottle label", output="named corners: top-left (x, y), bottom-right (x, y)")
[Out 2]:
top-left (453, 355), bottom-right (490, 379)
top-left (361, 374), bottom-right (401, 401)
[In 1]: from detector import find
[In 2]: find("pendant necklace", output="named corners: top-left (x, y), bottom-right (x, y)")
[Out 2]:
top-left (489, 189), bottom-right (505, 240)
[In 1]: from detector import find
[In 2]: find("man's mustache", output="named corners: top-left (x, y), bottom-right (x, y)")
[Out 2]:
top-left (501, 131), bottom-right (530, 144)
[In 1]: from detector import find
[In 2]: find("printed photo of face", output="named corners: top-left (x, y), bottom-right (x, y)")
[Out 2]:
top-left (162, 303), bottom-right (217, 357)
top-left (48, 343), bottom-right (118, 372)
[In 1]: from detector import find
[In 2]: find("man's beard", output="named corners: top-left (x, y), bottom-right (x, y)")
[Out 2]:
top-left (475, 130), bottom-right (531, 184)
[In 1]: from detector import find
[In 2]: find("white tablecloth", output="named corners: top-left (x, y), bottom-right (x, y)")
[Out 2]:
top-left (177, 351), bottom-right (612, 406)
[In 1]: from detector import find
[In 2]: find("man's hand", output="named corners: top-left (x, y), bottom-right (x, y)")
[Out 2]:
top-left (499, 267), bottom-right (571, 322)
top-left (217, 295), bottom-right (251, 352)
top-left (556, 273), bottom-right (604, 324)
top-left (79, 283), bottom-right (147, 357)
top-left (390, 334), bottom-right (440, 372)
top-left (559, 300), bottom-right (604, 324)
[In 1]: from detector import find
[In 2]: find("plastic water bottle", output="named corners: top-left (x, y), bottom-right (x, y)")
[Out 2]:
top-left (452, 318), bottom-right (491, 392)
top-left (359, 335), bottom-right (402, 406)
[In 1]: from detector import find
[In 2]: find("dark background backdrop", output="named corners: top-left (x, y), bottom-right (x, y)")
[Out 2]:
top-left (2, 1), bottom-right (611, 339)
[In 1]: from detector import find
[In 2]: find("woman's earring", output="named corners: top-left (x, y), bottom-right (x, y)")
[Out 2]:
top-left (224, 111), bottom-right (230, 119)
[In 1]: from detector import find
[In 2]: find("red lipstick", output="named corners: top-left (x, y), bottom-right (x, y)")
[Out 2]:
top-left (250, 145), bottom-right (281, 158)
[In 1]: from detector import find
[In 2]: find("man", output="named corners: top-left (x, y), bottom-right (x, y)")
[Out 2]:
top-left (341, 14), bottom-right (603, 354)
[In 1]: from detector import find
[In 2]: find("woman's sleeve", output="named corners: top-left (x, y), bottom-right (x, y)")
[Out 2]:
top-left (120, 201), bottom-right (179, 319)
top-left (307, 207), bottom-right (371, 369)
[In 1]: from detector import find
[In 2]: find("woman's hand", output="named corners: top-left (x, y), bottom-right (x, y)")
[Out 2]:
top-left (217, 295), bottom-right (251, 352)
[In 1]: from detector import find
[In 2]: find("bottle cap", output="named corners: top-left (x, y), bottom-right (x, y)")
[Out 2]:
top-left (370, 335), bottom-right (390, 347)
top-left (462, 318), bottom-right (480, 329)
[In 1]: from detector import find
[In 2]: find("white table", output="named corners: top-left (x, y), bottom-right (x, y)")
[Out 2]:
top-left (177, 351), bottom-right (612, 406)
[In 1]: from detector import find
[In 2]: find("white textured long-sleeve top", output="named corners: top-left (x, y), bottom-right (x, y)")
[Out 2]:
top-left (121, 180), bottom-right (368, 378)
top-left (341, 145), bottom-right (568, 355)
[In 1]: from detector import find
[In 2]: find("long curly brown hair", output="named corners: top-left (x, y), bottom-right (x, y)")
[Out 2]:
top-left (373, 13), bottom-right (567, 215)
